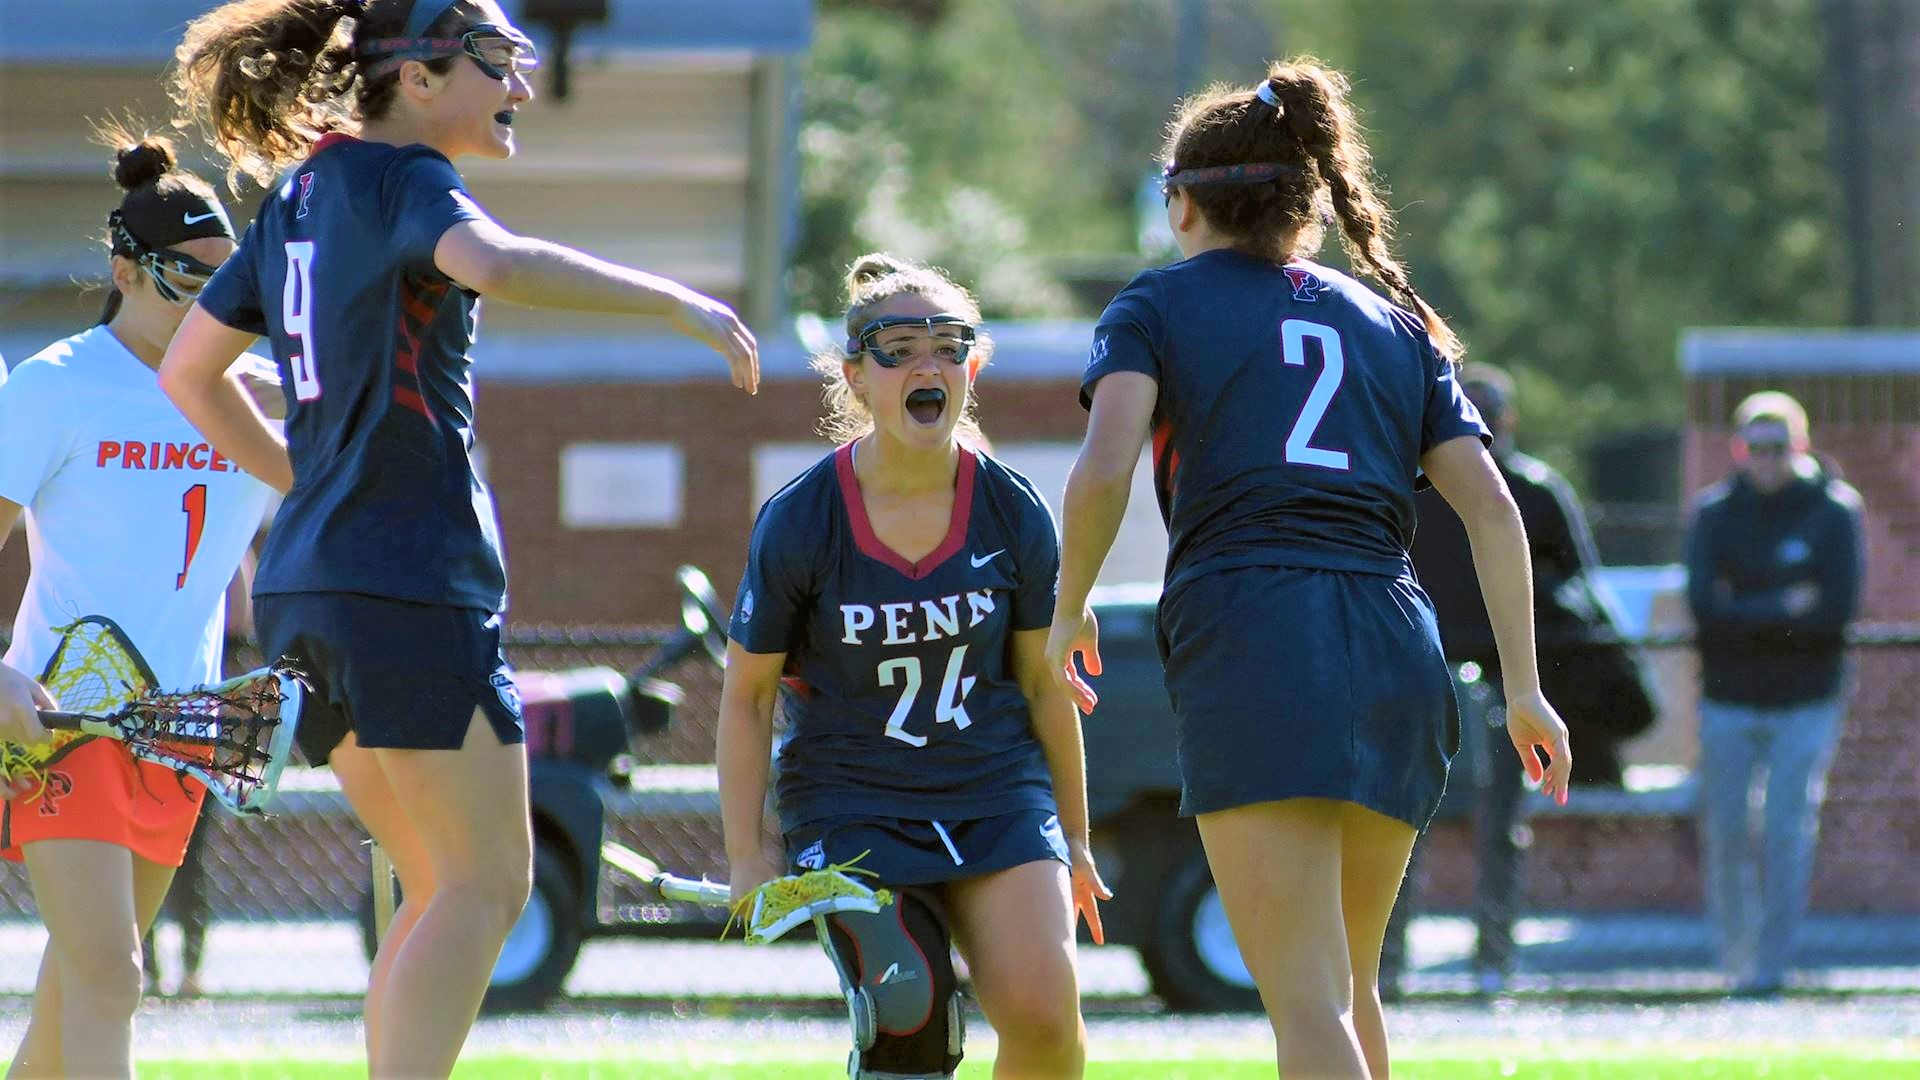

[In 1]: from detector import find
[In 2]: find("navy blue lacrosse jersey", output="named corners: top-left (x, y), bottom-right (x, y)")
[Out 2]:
top-left (728, 446), bottom-right (1061, 832)
top-left (1082, 251), bottom-right (1488, 592)
top-left (197, 134), bottom-right (505, 611)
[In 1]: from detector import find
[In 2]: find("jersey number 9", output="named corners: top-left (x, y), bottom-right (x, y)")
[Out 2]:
top-left (284, 242), bottom-right (322, 402)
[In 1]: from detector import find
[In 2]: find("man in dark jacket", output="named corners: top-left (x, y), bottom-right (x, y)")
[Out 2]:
top-left (1383, 363), bottom-right (1626, 997)
top-left (1686, 391), bottom-right (1863, 997)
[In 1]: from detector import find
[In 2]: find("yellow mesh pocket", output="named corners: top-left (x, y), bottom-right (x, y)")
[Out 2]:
top-left (1, 618), bottom-right (155, 793)
top-left (726, 851), bottom-right (894, 944)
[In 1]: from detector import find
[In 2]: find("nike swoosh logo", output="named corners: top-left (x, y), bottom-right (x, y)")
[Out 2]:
top-left (970, 549), bottom-right (1006, 568)
top-left (183, 210), bottom-right (222, 225)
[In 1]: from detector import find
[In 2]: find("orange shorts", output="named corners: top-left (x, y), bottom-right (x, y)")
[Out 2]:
top-left (0, 737), bottom-right (207, 867)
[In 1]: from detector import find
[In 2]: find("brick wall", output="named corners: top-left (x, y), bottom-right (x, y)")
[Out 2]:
top-left (474, 374), bottom-right (1091, 625)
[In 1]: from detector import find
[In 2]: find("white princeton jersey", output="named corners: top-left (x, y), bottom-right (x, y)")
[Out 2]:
top-left (0, 325), bottom-right (275, 691)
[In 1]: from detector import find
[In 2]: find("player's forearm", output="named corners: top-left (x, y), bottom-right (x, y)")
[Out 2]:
top-left (715, 681), bottom-right (777, 862)
top-left (1028, 690), bottom-right (1094, 846)
top-left (161, 369), bottom-right (294, 494)
top-left (475, 237), bottom-right (695, 318)
top-left (1055, 458), bottom-right (1131, 620)
top-left (1461, 497), bottom-right (1543, 696)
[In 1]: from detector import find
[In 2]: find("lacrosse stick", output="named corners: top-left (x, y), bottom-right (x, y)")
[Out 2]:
top-left (371, 842), bottom-right (398, 944)
top-left (601, 841), bottom-right (891, 944)
top-left (35, 661), bottom-right (306, 816)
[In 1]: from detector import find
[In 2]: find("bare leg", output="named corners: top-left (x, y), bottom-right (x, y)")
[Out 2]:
top-left (948, 859), bottom-right (1086, 1078)
top-left (329, 732), bottom-right (436, 1065)
top-left (1197, 798), bottom-right (1368, 1078)
top-left (360, 711), bottom-right (531, 1078)
top-left (8, 840), bottom-right (178, 1078)
top-left (12, 841), bottom-right (176, 1079)
top-left (1338, 804), bottom-right (1418, 1078)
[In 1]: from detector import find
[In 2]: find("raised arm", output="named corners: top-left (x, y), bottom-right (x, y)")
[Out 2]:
top-left (433, 219), bottom-right (759, 394)
top-left (1047, 371), bottom-right (1156, 713)
top-left (1422, 434), bottom-right (1572, 802)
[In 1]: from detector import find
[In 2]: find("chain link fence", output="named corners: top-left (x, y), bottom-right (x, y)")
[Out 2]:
top-left (2, 625), bottom-right (1917, 1005)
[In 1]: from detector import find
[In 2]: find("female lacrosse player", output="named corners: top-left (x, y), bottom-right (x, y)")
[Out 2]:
top-left (718, 254), bottom-right (1107, 1079)
top-left (161, 1), bottom-right (757, 1074)
top-left (0, 130), bottom-right (274, 1079)
top-left (1047, 60), bottom-right (1573, 1077)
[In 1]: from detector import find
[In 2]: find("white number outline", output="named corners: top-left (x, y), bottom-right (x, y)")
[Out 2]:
top-left (876, 645), bottom-right (976, 748)
top-left (284, 241), bottom-right (322, 402)
top-left (1280, 319), bottom-right (1350, 471)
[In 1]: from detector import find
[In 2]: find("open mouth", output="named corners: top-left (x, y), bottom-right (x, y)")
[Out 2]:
top-left (905, 387), bottom-right (946, 426)
top-left (494, 110), bottom-right (516, 126)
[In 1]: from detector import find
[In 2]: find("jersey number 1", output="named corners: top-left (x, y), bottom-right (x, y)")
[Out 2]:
top-left (1280, 319), bottom-right (1350, 471)
top-left (177, 483), bottom-right (207, 590)
top-left (284, 241), bottom-right (322, 401)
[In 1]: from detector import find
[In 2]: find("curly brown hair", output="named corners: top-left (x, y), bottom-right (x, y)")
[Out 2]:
top-left (171, 0), bottom-right (473, 190)
top-left (1165, 57), bottom-right (1461, 359)
top-left (811, 253), bottom-right (993, 446)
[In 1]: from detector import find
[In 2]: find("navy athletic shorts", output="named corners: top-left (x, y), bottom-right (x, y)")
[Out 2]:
top-left (783, 808), bottom-right (1070, 889)
top-left (1156, 565), bottom-right (1459, 829)
top-left (254, 592), bottom-right (525, 767)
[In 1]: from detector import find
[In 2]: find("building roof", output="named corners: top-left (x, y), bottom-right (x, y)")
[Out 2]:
top-left (0, 0), bottom-right (813, 65)
top-left (1681, 328), bottom-right (1920, 376)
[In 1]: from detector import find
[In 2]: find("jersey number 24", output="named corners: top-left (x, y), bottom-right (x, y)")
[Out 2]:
top-left (877, 645), bottom-right (976, 748)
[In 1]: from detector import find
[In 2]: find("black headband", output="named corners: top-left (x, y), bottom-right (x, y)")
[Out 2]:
top-left (110, 182), bottom-right (235, 255)
top-left (1162, 161), bottom-right (1304, 192)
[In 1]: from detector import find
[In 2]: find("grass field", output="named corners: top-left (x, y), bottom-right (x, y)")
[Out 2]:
top-left (133, 1043), bottom-right (1920, 1079)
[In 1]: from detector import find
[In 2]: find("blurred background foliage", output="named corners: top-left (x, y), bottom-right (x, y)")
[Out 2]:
top-left (791, 0), bottom-right (1847, 487)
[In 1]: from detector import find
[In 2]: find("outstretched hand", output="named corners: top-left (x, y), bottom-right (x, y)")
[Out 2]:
top-left (670, 291), bottom-right (760, 395)
top-left (1506, 687), bottom-right (1572, 805)
top-left (1068, 838), bottom-right (1113, 945)
top-left (1045, 606), bottom-right (1102, 715)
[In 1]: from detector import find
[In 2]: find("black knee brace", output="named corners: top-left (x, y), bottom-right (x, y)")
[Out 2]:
top-left (820, 887), bottom-right (964, 1080)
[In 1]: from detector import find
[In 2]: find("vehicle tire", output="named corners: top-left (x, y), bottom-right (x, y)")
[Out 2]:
top-left (482, 844), bottom-right (583, 1013)
top-left (1140, 844), bottom-right (1262, 1012)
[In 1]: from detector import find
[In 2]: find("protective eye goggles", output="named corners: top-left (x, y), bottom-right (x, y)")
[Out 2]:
top-left (361, 24), bottom-right (540, 82)
top-left (1160, 161), bottom-right (1303, 204)
top-left (139, 249), bottom-right (221, 306)
top-left (109, 210), bottom-right (221, 306)
top-left (849, 315), bottom-right (977, 369)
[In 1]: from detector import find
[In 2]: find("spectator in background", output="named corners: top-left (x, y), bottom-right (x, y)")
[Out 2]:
top-left (1687, 390), bottom-right (1863, 997)
top-left (1382, 363), bottom-right (1652, 998)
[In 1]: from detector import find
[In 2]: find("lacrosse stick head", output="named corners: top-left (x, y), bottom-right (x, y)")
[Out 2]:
top-left (115, 660), bottom-right (308, 816)
top-left (741, 868), bottom-right (892, 944)
top-left (2, 616), bottom-right (156, 792)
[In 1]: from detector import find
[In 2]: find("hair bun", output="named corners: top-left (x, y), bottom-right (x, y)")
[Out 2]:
top-left (112, 135), bottom-right (178, 191)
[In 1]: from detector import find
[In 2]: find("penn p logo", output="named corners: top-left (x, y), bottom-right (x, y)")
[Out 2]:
top-left (1283, 266), bottom-right (1323, 302)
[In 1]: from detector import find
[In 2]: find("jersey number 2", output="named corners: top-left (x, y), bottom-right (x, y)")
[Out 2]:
top-left (177, 483), bottom-right (207, 590)
top-left (877, 646), bottom-right (976, 748)
top-left (284, 241), bottom-right (322, 401)
top-left (1280, 319), bottom-right (1350, 471)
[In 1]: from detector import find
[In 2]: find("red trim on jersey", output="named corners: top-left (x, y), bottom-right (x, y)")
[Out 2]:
top-left (834, 442), bottom-right (977, 581)
top-left (311, 132), bottom-right (359, 155)
top-left (392, 278), bottom-right (445, 418)
top-left (393, 386), bottom-right (431, 417)
top-left (1151, 418), bottom-right (1181, 498)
